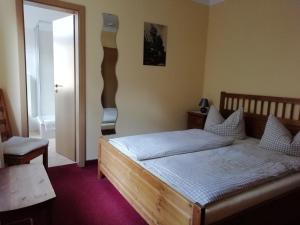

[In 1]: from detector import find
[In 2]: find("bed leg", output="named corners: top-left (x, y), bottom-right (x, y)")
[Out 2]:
top-left (200, 207), bottom-right (206, 225)
top-left (98, 140), bottom-right (104, 179)
top-left (97, 165), bottom-right (105, 179)
top-left (192, 204), bottom-right (203, 225)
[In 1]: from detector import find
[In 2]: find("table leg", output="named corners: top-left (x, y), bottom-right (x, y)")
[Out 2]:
top-left (43, 146), bottom-right (48, 170)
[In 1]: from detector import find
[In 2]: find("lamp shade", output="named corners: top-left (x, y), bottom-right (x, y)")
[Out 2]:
top-left (199, 98), bottom-right (209, 108)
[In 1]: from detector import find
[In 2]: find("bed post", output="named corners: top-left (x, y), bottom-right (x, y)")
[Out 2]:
top-left (98, 137), bottom-right (105, 179)
top-left (97, 167), bottom-right (104, 179)
top-left (192, 204), bottom-right (203, 225)
top-left (219, 91), bottom-right (226, 112)
top-left (200, 207), bottom-right (206, 225)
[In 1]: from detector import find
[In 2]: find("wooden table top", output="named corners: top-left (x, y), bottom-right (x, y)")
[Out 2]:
top-left (188, 111), bottom-right (207, 116)
top-left (0, 164), bottom-right (56, 212)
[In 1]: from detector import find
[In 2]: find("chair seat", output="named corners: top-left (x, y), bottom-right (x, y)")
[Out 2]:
top-left (3, 136), bottom-right (49, 156)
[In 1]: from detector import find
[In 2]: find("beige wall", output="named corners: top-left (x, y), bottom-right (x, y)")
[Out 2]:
top-left (0, 0), bottom-right (22, 135)
top-left (203, 0), bottom-right (300, 107)
top-left (0, 0), bottom-right (208, 160)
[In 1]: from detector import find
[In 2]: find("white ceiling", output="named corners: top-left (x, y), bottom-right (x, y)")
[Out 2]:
top-left (192, 0), bottom-right (224, 6)
top-left (24, 3), bottom-right (71, 29)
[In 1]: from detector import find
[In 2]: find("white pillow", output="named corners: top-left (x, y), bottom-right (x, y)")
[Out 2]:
top-left (204, 106), bottom-right (246, 140)
top-left (259, 114), bottom-right (300, 157)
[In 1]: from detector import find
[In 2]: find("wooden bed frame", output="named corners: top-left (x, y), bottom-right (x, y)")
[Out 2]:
top-left (98, 92), bottom-right (300, 225)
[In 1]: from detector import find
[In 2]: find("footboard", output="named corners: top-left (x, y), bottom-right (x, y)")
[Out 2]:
top-left (98, 137), bottom-right (202, 225)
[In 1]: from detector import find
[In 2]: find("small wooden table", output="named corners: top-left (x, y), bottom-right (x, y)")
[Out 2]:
top-left (0, 164), bottom-right (56, 225)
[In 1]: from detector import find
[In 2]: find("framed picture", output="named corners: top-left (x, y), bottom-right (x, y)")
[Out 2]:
top-left (143, 22), bottom-right (167, 66)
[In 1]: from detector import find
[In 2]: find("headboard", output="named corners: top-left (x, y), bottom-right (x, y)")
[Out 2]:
top-left (219, 92), bottom-right (300, 138)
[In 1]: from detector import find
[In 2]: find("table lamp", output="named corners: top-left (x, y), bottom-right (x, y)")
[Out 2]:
top-left (199, 98), bottom-right (209, 114)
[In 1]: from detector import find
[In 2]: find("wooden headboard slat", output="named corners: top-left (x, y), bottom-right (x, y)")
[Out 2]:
top-left (219, 92), bottom-right (300, 138)
top-left (290, 104), bottom-right (294, 119)
top-left (274, 102), bottom-right (279, 116)
top-left (260, 101), bottom-right (264, 115)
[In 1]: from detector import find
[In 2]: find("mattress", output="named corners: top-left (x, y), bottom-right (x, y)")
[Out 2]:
top-left (109, 137), bottom-right (300, 224)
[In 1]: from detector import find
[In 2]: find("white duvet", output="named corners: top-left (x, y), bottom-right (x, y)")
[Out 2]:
top-left (109, 129), bottom-right (234, 160)
top-left (142, 140), bottom-right (300, 206)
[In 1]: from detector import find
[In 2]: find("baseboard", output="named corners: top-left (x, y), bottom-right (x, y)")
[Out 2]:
top-left (85, 159), bottom-right (98, 166)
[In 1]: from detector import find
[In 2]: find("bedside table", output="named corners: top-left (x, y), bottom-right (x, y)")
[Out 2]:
top-left (187, 111), bottom-right (207, 129)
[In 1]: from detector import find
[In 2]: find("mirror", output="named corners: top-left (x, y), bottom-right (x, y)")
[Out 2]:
top-left (101, 13), bottom-right (119, 135)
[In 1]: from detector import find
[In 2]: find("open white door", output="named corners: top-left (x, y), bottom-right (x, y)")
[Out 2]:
top-left (53, 15), bottom-right (75, 161)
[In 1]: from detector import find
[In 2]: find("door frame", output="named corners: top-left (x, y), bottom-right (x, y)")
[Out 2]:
top-left (15, 0), bottom-right (86, 167)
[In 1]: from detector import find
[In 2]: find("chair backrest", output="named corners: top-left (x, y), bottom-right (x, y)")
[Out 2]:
top-left (0, 89), bottom-right (12, 141)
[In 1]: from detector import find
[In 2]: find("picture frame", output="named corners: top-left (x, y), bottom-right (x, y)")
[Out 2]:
top-left (143, 22), bottom-right (167, 66)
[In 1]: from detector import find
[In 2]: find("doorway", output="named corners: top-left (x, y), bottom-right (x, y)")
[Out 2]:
top-left (24, 3), bottom-right (75, 167)
top-left (17, 0), bottom-right (86, 167)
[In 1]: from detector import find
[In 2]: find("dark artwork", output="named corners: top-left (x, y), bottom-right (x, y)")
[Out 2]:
top-left (143, 23), bottom-right (167, 66)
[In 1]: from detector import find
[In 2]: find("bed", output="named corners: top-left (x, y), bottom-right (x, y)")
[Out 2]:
top-left (98, 92), bottom-right (300, 225)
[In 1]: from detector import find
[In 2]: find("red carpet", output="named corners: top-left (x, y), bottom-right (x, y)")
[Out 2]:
top-left (48, 162), bottom-right (148, 225)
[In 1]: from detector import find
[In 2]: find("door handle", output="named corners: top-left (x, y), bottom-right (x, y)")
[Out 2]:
top-left (55, 84), bottom-right (63, 93)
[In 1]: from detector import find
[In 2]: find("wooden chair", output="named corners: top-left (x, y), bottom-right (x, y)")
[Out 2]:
top-left (0, 89), bottom-right (48, 169)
